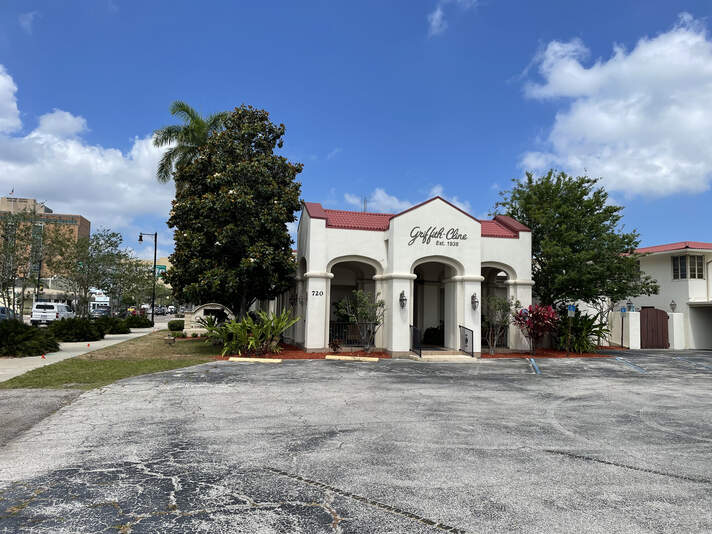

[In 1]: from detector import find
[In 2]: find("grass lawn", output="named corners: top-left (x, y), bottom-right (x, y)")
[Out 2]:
top-left (0, 331), bottom-right (219, 390)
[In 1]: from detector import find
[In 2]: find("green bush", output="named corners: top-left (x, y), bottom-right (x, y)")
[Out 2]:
top-left (554, 306), bottom-right (610, 354)
top-left (93, 316), bottom-right (130, 335)
top-left (167, 319), bottom-right (185, 331)
top-left (204, 309), bottom-right (299, 356)
top-left (0, 320), bottom-right (60, 357)
top-left (49, 318), bottom-right (104, 342)
top-left (125, 315), bottom-right (154, 328)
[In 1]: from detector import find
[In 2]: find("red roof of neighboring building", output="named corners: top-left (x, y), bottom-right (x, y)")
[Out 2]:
top-left (302, 197), bottom-right (529, 238)
top-left (636, 241), bottom-right (712, 254)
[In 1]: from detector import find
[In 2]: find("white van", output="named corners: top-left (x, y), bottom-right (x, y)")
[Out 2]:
top-left (31, 302), bottom-right (75, 326)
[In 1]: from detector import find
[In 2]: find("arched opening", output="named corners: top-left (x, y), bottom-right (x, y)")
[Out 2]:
top-left (328, 260), bottom-right (377, 347)
top-left (481, 266), bottom-right (511, 348)
top-left (413, 261), bottom-right (458, 349)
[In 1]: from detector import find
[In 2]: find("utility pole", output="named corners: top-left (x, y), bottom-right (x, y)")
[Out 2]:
top-left (138, 232), bottom-right (158, 325)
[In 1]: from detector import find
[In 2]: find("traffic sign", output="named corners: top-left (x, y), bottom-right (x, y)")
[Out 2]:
top-left (567, 304), bottom-right (576, 317)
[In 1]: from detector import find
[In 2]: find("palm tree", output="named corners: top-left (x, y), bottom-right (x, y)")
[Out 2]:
top-left (153, 101), bottom-right (228, 184)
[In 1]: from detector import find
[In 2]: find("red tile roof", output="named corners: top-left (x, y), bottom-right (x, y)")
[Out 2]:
top-left (302, 198), bottom-right (529, 238)
top-left (636, 241), bottom-right (712, 254)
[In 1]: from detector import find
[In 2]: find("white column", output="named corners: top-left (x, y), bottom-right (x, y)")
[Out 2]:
top-left (668, 312), bottom-right (686, 350)
top-left (304, 271), bottom-right (332, 351)
top-left (377, 274), bottom-right (417, 356)
top-left (506, 280), bottom-right (533, 351)
top-left (295, 277), bottom-right (305, 346)
top-left (444, 275), bottom-right (483, 353)
top-left (624, 311), bottom-right (641, 350)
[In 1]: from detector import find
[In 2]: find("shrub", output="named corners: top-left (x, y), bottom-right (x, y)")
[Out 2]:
top-left (125, 315), bottom-right (153, 328)
top-left (191, 332), bottom-right (198, 338)
top-left (0, 320), bottom-right (59, 357)
top-left (49, 318), bottom-right (104, 342)
top-left (204, 309), bottom-right (299, 357)
top-left (554, 306), bottom-right (610, 354)
top-left (93, 316), bottom-right (130, 335)
top-left (512, 304), bottom-right (558, 355)
top-left (167, 319), bottom-right (185, 332)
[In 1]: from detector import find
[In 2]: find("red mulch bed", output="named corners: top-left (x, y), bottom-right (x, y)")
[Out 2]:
top-left (482, 349), bottom-right (611, 359)
top-left (215, 344), bottom-right (391, 360)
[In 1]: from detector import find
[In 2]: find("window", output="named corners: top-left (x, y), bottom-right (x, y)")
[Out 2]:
top-left (672, 255), bottom-right (705, 280)
top-left (689, 255), bottom-right (705, 279)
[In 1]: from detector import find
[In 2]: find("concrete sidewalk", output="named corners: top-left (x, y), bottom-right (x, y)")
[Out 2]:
top-left (0, 327), bottom-right (157, 383)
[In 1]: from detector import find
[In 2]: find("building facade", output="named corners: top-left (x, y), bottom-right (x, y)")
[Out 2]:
top-left (280, 197), bottom-right (533, 356)
top-left (623, 241), bottom-right (712, 350)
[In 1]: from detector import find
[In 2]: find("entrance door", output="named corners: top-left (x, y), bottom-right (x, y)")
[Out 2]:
top-left (640, 307), bottom-right (669, 349)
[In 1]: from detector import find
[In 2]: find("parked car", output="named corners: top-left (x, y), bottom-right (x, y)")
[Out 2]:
top-left (31, 302), bottom-right (75, 326)
top-left (90, 307), bottom-right (112, 318)
top-left (0, 306), bottom-right (16, 321)
top-left (154, 306), bottom-right (166, 316)
top-left (167, 305), bottom-right (176, 314)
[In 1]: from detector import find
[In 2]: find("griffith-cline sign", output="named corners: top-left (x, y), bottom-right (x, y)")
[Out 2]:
top-left (408, 226), bottom-right (468, 247)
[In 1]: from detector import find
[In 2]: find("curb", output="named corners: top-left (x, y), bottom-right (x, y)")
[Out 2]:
top-left (228, 357), bottom-right (283, 363)
top-left (325, 355), bottom-right (380, 362)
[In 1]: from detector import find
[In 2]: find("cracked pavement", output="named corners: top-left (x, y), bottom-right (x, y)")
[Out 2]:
top-left (0, 352), bottom-right (711, 532)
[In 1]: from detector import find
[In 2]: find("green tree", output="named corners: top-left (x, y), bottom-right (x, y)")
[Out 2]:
top-left (336, 289), bottom-right (386, 351)
top-left (44, 228), bottom-right (128, 316)
top-left (153, 101), bottom-right (228, 185)
top-left (165, 105), bottom-right (303, 316)
top-left (493, 170), bottom-right (658, 308)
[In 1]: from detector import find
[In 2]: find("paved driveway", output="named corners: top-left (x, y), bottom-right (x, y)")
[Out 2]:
top-left (0, 352), bottom-right (711, 533)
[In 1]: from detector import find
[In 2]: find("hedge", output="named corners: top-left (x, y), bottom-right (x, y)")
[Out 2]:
top-left (167, 319), bottom-right (184, 332)
top-left (0, 320), bottom-right (59, 357)
top-left (49, 318), bottom-right (104, 342)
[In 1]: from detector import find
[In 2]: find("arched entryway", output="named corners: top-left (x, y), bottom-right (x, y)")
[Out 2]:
top-left (481, 266), bottom-right (511, 348)
top-left (328, 259), bottom-right (378, 348)
top-left (412, 260), bottom-right (459, 350)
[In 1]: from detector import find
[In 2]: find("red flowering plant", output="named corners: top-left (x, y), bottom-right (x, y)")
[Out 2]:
top-left (512, 304), bottom-right (558, 355)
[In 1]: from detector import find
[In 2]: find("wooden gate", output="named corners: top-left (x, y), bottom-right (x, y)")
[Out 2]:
top-left (640, 307), bottom-right (669, 349)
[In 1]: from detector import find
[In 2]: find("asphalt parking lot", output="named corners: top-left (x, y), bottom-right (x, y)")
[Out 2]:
top-left (0, 351), bottom-right (710, 533)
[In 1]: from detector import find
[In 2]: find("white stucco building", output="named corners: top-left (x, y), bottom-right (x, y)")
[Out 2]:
top-left (618, 241), bottom-right (712, 350)
top-left (277, 197), bottom-right (533, 356)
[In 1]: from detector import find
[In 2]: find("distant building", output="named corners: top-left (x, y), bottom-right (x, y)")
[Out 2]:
top-left (0, 196), bottom-right (91, 278)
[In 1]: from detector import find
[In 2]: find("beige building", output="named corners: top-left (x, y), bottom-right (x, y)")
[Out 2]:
top-left (0, 196), bottom-right (91, 277)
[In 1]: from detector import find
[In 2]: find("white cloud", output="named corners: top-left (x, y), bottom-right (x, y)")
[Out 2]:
top-left (19, 11), bottom-right (38, 35)
top-left (343, 186), bottom-right (473, 214)
top-left (427, 0), bottom-right (477, 37)
top-left (344, 193), bottom-right (362, 208)
top-left (326, 147), bottom-right (342, 160)
top-left (0, 65), bottom-right (173, 242)
top-left (0, 66), bottom-right (20, 133)
top-left (35, 109), bottom-right (88, 137)
top-left (428, 184), bottom-right (471, 211)
top-left (427, 6), bottom-right (447, 36)
top-left (522, 13), bottom-right (712, 197)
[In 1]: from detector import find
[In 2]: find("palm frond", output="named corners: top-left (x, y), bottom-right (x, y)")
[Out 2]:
top-left (170, 100), bottom-right (202, 125)
top-left (152, 125), bottom-right (183, 147)
top-left (156, 148), bottom-right (178, 184)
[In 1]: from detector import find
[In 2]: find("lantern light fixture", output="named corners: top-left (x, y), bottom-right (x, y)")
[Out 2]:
top-left (399, 291), bottom-right (407, 309)
top-left (471, 293), bottom-right (479, 311)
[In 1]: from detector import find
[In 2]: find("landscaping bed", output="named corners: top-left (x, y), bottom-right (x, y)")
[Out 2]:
top-left (219, 345), bottom-right (391, 360)
top-left (482, 349), bottom-right (611, 358)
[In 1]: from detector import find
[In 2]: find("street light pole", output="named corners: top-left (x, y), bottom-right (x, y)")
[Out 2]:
top-left (138, 232), bottom-right (158, 325)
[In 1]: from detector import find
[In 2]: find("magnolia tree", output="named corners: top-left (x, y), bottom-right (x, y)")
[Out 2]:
top-left (512, 304), bottom-right (558, 355)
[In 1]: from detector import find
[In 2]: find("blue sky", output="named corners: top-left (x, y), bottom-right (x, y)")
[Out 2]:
top-left (2, 0), bottom-right (712, 258)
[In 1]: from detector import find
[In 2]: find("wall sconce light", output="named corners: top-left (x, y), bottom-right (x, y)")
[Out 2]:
top-left (471, 293), bottom-right (479, 311)
top-left (399, 291), bottom-right (407, 309)
top-left (670, 299), bottom-right (677, 312)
